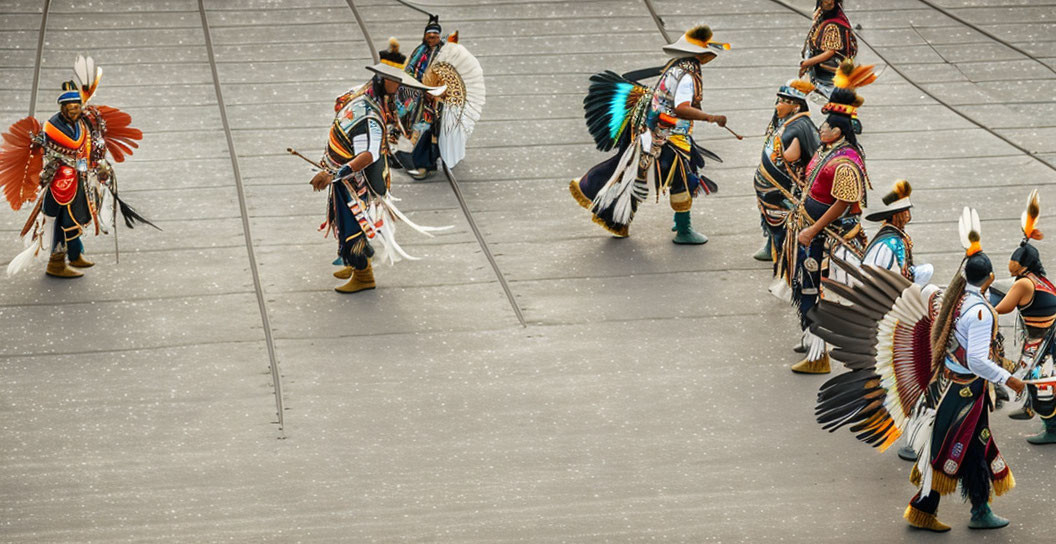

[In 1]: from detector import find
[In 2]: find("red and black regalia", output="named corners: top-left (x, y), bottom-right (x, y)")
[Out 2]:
top-left (802, 0), bottom-right (857, 98)
top-left (994, 191), bottom-right (1056, 443)
top-left (809, 207), bottom-right (1017, 532)
top-left (785, 60), bottom-right (875, 374)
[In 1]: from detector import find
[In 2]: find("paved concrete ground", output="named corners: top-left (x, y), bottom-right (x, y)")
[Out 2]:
top-left (0, 0), bottom-right (1054, 541)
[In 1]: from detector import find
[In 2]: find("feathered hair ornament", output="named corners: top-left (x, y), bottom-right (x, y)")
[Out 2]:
top-left (834, 58), bottom-right (877, 90)
top-left (73, 55), bottom-right (102, 104)
top-left (789, 78), bottom-right (815, 95)
top-left (683, 25), bottom-right (731, 51)
top-left (1021, 189), bottom-right (1043, 242)
top-left (881, 179), bottom-right (911, 206)
top-left (823, 59), bottom-right (877, 117)
top-left (685, 25), bottom-right (713, 46)
top-left (959, 206), bottom-right (982, 257)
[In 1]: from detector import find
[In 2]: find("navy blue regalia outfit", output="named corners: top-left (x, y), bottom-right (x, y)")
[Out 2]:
top-left (321, 81), bottom-right (391, 274)
top-left (2, 58), bottom-right (150, 279)
top-left (570, 25), bottom-right (730, 243)
top-left (754, 79), bottom-right (819, 264)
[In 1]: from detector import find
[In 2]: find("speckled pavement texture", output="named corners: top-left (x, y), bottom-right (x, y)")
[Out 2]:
top-left (0, 0), bottom-right (1054, 541)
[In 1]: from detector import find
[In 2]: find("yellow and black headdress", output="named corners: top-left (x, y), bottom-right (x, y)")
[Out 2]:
top-left (662, 25), bottom-right (731, 58)
top-left (821, 58), bottom-right (876, 119)
top-left (865, 179), bottom-right (912, 222)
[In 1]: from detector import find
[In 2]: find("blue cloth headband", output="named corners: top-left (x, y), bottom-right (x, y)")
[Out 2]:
top-left (58, 90), bottom-right (82, 104)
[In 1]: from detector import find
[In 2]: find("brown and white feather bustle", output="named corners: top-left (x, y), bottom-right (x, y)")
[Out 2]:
top-left (811, 257), bottom-right (938, 451)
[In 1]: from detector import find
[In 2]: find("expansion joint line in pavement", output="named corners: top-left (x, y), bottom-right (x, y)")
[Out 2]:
top-left (345, 1), bottom-right (528, 328)
top-left (763, 0), bottom-right (1056, 176)
top-left (28, 0), bottom-right (51, 116)
top-left (198, 0), bottom-right (287, 436)
top-left (916, 0), bottom-right (1056, 78)
top-left (441, 162), bottom-right (527, 328)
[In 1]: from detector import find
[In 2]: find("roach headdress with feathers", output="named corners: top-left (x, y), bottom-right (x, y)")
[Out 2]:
top-left (1012, 189), bottom-right (1045, 275)
top-left (865, 179), bottom-right (912, 222)
top-left (662, 24), bottom-right (731, 58)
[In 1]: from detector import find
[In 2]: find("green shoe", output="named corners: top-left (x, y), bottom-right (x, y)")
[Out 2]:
top-left (1026, 423), bottom-right (1056, 445)
top-left (752, 237), bottom-right (773, 261)
top-left (672, 211), bottom-right (708, 245)
top-left (969, 504), bottom-right (1009, 530)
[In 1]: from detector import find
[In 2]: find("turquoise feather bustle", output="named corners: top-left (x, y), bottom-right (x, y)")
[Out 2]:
top-left (583, 71), bottom-right (650, 152)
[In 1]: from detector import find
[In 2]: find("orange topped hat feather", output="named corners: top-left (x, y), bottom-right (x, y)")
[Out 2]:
top-left (882, 179), bottom-right (911, 206)
top-left (1022, 189), bottom-right (1043, 241)
top-left (823, 59), bottom-right (878, 117)
top-left (834, 58), bottom-right (877, 90)
top-left (959, 207), bottom-right (983, 257)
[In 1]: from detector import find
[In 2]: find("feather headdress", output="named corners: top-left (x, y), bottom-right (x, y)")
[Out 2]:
top-left (882, 179), bottom-right (911, 205)
top-left (778, 78), bottom-right (815, 101)
top-left (823, 59), bottom-right (877, 117)
top-left (73, 55), bottom-right (102, 104)
top-left (663, 24), bottom-right (730, 57)
top-left (865, 179), bottom-right (913, 222)
top-left (1021, 189), bottom-right (1043, 241)
top-left (959, 206), bottom-right (982, 257)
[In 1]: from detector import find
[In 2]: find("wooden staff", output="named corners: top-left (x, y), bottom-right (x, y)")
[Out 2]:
top-left (286, 147), bottom-right (325, 170)
top-left (724, 126), bottom-right (744, 140)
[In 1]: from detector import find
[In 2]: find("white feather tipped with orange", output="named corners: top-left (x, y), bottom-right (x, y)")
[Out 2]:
top-left (959, 206), bottom-right (982, 256)
top-left (1022, 189), bottom-right (1043, 241)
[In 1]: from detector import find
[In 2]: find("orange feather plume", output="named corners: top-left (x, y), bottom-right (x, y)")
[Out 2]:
top-left (0, 117), bottom-right (44, 210)
top-left (95, 105), bottom-right (143, 162)
top-left (1022, 189), bottom-right (1043, 241)
top-left (834, 58), bottom-right (878, 90)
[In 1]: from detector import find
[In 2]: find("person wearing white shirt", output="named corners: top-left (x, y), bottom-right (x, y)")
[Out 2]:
top-left (905, 246), bottom-right (1025, 532)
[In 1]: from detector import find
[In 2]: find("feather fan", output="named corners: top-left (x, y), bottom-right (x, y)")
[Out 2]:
top-left (422, 42), bottom-right (485, 168)
top-left (811, 257), bottom-right (938, 452)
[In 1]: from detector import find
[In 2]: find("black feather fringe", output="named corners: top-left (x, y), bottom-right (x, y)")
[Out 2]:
top-left (116, 195), bottom-right (162, 231)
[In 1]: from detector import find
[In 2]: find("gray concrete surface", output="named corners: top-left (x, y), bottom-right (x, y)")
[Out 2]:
top-left (0, 0), bottom-right (1054, 541)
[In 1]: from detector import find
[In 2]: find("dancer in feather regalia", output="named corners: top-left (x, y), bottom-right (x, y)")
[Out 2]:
top-left (786, 59), bottom-right (876, 374)
top-left (861, 180), bottom-right (933, 286)
top-left (811, 207), bottom-right (1026, 532)
top-left (990, 190), bottom-right (1056, 444)
top-left (753, 78), bottom-right (819, 264)
top-left (0, 55), bottom-right (152, 279)
top-left (800, 0), bottom-right (858, 100)
top-left (393, 15), bottom-right (485, 179)
top-left (306, 62), bottom-right (450, 293)
top-left (570, 25), bottom-right (731, 243)
top-left (860, 179), bottom-right (934, 461)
